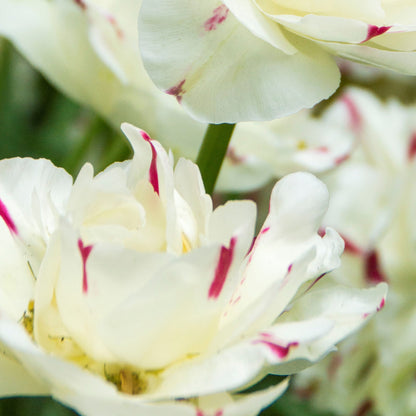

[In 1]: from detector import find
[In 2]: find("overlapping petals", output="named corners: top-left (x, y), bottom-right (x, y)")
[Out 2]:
top-left (139, 0), bottom-right (416, 123)
top-left (0, 0), bottom-right (205, 159)
top-left (217, 110), bottom-right (355, 192)
top-left (294, 88), bottom-right (416, 416)
top-left (0, 123), bottom-right (386, 415)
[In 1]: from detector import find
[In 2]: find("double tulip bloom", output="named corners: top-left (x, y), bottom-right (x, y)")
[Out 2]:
top-left (139, 0), bottom-right (416, 122)
top-left (0, 124), bottom-right (385, 416)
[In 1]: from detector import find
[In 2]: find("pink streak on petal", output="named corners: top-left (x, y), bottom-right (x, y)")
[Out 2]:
top-left (305, 272), bottom-right (327, 292)
top-left (408, 132), bottom-right (416, 161)
top-left (362, 25), bottom-right (391, 43)
top-left (342, 235), bottom-right (363, 256)
top-left (104, 14), bottom-right (124, 38)
top-left (0, 198), bottom-right (17, 235)
top-left (247, 226), bottom-right (270, 260)
top-left (342, 94), bottom-right (362, 132)
top-left (364, 250), bottom-right (388, 284)
top-left (261, 226), bottom-right (270, 235)
top-left (204, 5), bottom-right (229, 31)
top-left (166, 80), bottom-right (185, 104)
top-left (140, 131), bottom-right (160, 195)
top-left (254, 339), bottom-right (299, 359)
top-left (377, 298), bottom-right (385, 311)
top-left (334, 153), bottom-right (350, 166)
top-left (78, 239), bottom-right (93, 294)
top-left (227, 146), bottom-right (246, 165)
top-left (288, 263), bottom-right (293, 273)
top-left (209, 237), bottom-right (237, 299)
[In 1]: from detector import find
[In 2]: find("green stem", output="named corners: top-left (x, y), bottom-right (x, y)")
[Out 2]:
top-left (62, 116), bottom-right (104, 175)
top-left (196, 123), bottom-right (236, 194)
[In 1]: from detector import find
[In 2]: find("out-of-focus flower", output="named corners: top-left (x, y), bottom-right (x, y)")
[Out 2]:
top-left (0, 0), bottom-right (205, 159)
top-left (217, 110), bottom-right (355, 192)
top-left (294, 88), bottom-right (416, 416)
top-left (139, 0), bottom-right (416, 123)
top-left (0, 123), bottom-right (386, 415)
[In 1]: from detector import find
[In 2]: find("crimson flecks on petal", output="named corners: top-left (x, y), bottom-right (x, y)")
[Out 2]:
top-left (408, 132), bottom-right (416, 161)
top-left (166, 80), bottom-right (185, 104)
top-left (204, 5), bottom-right (229, 32)
top-left (140, 131), bottom-right (160, 195)
top-left (208, 237), bottom-right (237, 299)
top-left (364, 251), bottom-right (388, 284)
top-left (0, 198), bottom-right (18, 235)
top-left (363, 25), bottom-right (391, 43)
top-left (78, 239), bottom-right (93, 294)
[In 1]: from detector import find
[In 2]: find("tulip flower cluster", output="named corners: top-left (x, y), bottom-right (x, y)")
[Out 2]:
top-left (2, 1), bottom-right (416, 416)
top-left (291, 88), bottom-right (416, 416)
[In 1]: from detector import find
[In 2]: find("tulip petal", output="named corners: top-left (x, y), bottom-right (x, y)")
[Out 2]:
top-left (0, 221), bottom-right (34, 321)
top-left (139, 0), bottom-right (340, 122)
top-left (267, 283), bottom-right (388, 374)
top-left (220, 173), bottom-right (343, 331)
top-left (0, 344), bottom-right (47, 397)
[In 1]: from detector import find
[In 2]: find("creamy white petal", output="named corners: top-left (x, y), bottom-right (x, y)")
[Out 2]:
top-left (220, 173), bottom-right (343, 331)
top-left (0, 344), bottom-right (48, 397)
top-left (0, 221), bottom-right (34, 321)
top-left (266, 283), bottom-right (388, 374)
top-left (224, 0), bottom-right (297, 52)
top-left (139, 0), bottom-right (340, 122)
top-left (199, 379), bottom-right (289, 416)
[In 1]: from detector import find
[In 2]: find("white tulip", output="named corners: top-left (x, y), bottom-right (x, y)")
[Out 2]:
top-left (0, 123), bottom-right (386, 415)
top-left (139, 0), bottom-right (416, 123)
top-left (294, 88), bottom-right (416, 416)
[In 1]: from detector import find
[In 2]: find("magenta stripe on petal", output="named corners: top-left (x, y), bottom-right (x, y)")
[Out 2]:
top-left (0, 198), bottom-right (18, 235)
top-left (363, 25), bottom-right (391, 43)
top-left (254, 339), bottom-right (299, 359)
top-left (140, 131), bottom-right (160, 195)
top-left (78, 239), bottom-right (93, 294)
top-left (209, 237), bottom-right (237, 299)
top-left (364, 250), bottom-right (388, 284)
